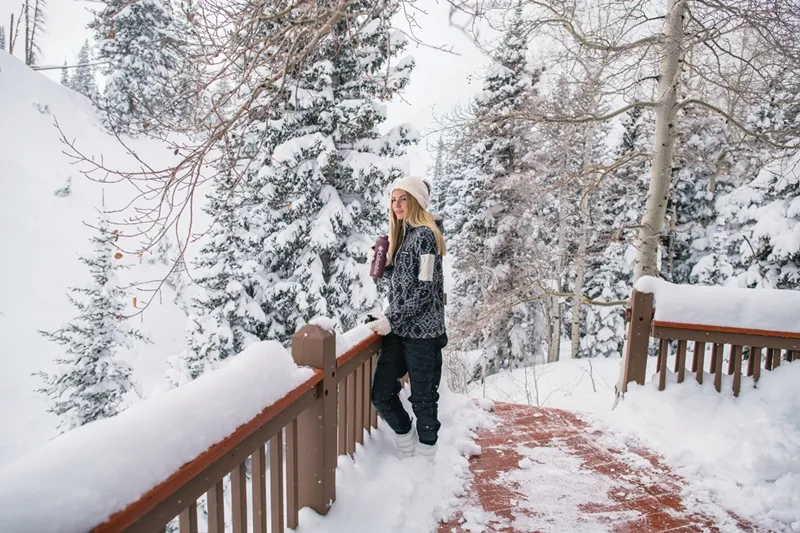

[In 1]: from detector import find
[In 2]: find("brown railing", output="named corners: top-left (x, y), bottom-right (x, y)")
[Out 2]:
top-left (622, 289), bottom-right (800, 397)
top-left (92, 324), bottom-right (382, 533)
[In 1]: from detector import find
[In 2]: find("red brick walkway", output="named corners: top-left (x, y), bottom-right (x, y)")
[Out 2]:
top-left (439, 403), bottom-right (773, 533)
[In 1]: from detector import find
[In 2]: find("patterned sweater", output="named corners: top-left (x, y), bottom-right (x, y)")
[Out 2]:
top-left (385, 221), bottom-right (446, 339)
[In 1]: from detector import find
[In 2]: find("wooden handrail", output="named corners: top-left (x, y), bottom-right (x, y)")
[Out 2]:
top-left (92, 371), bottom-right (323, 533)
top-left (336, 332), bottom-right (380, 367)
top-left (89, 328), bottom-right (383, 533)
top-left (622, 288), bottom-right (798, 397)
top-left (652, 320), bottom-right (800, 340)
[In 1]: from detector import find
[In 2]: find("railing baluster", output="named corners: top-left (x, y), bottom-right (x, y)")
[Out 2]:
top-left (731, 345), bottom-right (743, 397)
top-left (346, 372), bottom-right (356, 456)
top-left (749, 347), bottom-right (762, 383)
top-left (207, 480), bottom-right (224, 533)
top-left (338, 380), bottom-right (347, 455)
top-left (370, 354), bottom-right (378, 430)
top-left (713, 344), bottom-right (724, 392)
top-left (694, 341), bottom-right (705, 384)
top-left (727, 345), bottom-right (736, 375)
top-left (355, 364), bottom-right (364, 445)
top-left (675, 340), bottom-right (687, 383)
top-left (286, 418), bottom-right (299, 529)
top-left (179, 502), bottom-right (198, 533)
top-left (658, 338), bottom-right (668, 391)
top-left (252, 444), bottom-right (267, 533)
top-left (270, 429), bottom-right (285, 533)
top-left (231, 461), bottom-right (247, 533)
top-left (362, 359), bottom-right (371, 435)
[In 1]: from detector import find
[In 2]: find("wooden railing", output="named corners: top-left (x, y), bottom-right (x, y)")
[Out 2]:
top-left (93, 324), bottom-right (383, 533)
top-left (621, 289), bottom-right (800, 397)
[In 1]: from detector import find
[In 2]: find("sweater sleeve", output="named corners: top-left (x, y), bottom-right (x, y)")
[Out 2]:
top-left (388, 229), bottom-right (438, 328)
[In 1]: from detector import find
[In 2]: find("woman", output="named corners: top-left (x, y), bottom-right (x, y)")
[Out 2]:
top-left (365, 176), bottom-right (447, 460)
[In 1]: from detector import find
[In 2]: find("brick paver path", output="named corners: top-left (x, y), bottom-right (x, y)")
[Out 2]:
top-left (439, 403), bottom-right (774, 533)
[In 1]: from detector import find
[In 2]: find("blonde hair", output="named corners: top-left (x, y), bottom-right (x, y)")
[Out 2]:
top-left (388, 193), bottom-right (446, 261)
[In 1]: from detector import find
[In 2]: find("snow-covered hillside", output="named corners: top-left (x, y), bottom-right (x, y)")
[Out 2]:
top-left (0, 52), bottom-right (188, 467)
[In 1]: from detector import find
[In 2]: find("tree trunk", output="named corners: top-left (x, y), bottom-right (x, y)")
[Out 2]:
top-left (570, 115), bottom-right (597, 359)
top-left (570, 187), bottom-right (590, 359)
top-left (24, 0), bottom-right (30, 65)
top-left (633, 0), bottom-right (686, 281)
top-left (549, 153), bottom-right (570, 363)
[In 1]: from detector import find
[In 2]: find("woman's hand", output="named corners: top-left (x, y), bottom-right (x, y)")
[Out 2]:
top-left (365, 314), bottom-right (391, 336)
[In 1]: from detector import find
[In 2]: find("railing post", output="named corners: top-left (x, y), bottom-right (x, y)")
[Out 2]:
top-left (292, 324), bottom-right (337, 516)
top-left (620, 289), bottom-right (654, 393)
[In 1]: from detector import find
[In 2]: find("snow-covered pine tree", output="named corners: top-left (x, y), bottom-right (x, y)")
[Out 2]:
top-left (36, 214), bottom-right (146, 434)
top-left (60, 60), bottom-right (70, 86)
top-left (240, 1), bottom-right (416, 338)
top-left (715, 154), bottom-right (800, 290)
top-left (171, 163), bottom-right (272, 384)
top-left (0, 25), bottom-right (6, 51)
top-left (70, 40), bottom-right (99, 100)
top-left (660, 100), bottom-right (733, 284)
top-left (430, 137), bottom-right (447, 213)
top-left (92, 0), bottom-right (191, 134)
top-left (691, 77), bottom-right (800, 290)
top-left (580, 107), bottom-right (652, 358)
top-left (449, 3), bottom-right (535, 373)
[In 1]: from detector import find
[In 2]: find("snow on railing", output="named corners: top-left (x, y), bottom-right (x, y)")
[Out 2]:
top-left (620, 277), bottom-right (800, 397)
top-left (0, 322), bottom-right (382, 533)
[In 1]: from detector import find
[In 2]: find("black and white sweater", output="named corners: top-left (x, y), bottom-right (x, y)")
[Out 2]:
top-left (384, 221), bottom-right (446, 339)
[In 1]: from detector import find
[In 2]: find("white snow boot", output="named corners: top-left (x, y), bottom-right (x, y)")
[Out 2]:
top-left (394, 426), bottom-right (417, 459)
top-left (415, 441), bottom-right (437, 462)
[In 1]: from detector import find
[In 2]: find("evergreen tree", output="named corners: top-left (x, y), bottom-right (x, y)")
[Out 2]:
top-left (450, 3), bottom-right (535, 372)
top-left (92, 0), bottom-right (191, 133)
top-left (430, 137), bottom-right (447, 213)
top-left (0, 25), bottom-right (6, 51)
top-left (716, 155), bottom-right (800, 290)
top-left (59, 59), bottom-right (69, 86)
top-left (660, 103), bottom-right (732, 283)
top-left (36, 214), bottom-right (146, 434)
top-left (174, 167), bottom-right (271, 382)
top-left (580, 107), bottom-right (651, 358)
top-left (70, 40), bottom-right (99, 100)
top-left (242, 2), bottom-right (416, 338)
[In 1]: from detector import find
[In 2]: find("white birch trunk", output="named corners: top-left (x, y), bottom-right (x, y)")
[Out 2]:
top-left (549, 157), bottom-right (570, 363)
top-left (633, 0), bottom-right (687, 281)
top-left (570, 189), bottom-right (590, 359)
top-left (570, 115), bottom-right (597, 359)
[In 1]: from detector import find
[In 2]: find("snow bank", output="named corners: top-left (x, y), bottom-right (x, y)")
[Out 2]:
top-left (294, 383), bottom-right (493, 533)
top-left (604, 363), bottom-right (800, 532)
top-left (635, 276), bottom-right (800, 334)
top-left (0, 51), bottom-right (190, 466)
top-left (0, 341), bottom-right (314, 533)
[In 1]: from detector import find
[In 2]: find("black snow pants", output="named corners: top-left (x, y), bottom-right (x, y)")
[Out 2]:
top-left (370, 332), bottom-right (447, 445)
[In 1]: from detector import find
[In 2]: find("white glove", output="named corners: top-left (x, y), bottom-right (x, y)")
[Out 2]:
top-left (367, 247), bottom-right (375, 264)
top-left (365, 314), bottom-right (392, 336)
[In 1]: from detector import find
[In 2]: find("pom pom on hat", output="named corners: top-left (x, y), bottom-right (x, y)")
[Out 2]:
top-left (391, 176), bottom-right (430, 210)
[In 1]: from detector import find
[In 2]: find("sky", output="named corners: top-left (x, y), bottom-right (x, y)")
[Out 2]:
top-left (0, 0), bottom-right (494, 177)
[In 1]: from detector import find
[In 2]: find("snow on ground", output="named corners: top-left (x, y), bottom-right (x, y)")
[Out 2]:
top-left (605, 362), bottom-right (800, 532)
top-left (0, 51), bottom-right (193, 467)
top-left (468, 341), bottom-right (800, 532)
top-left (296, 383), bottom-right (493, 533)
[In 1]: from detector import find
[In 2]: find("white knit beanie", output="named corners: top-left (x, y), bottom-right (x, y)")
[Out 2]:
top-left (391, 176), bottom-right (429, 211)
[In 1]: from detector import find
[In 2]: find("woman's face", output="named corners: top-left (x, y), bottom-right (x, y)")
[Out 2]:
top-left (391, 190), bottom-right (408, 220)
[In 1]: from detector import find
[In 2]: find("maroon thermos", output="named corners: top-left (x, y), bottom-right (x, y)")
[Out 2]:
top-left (369, 235), bottom-right (390, 278)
